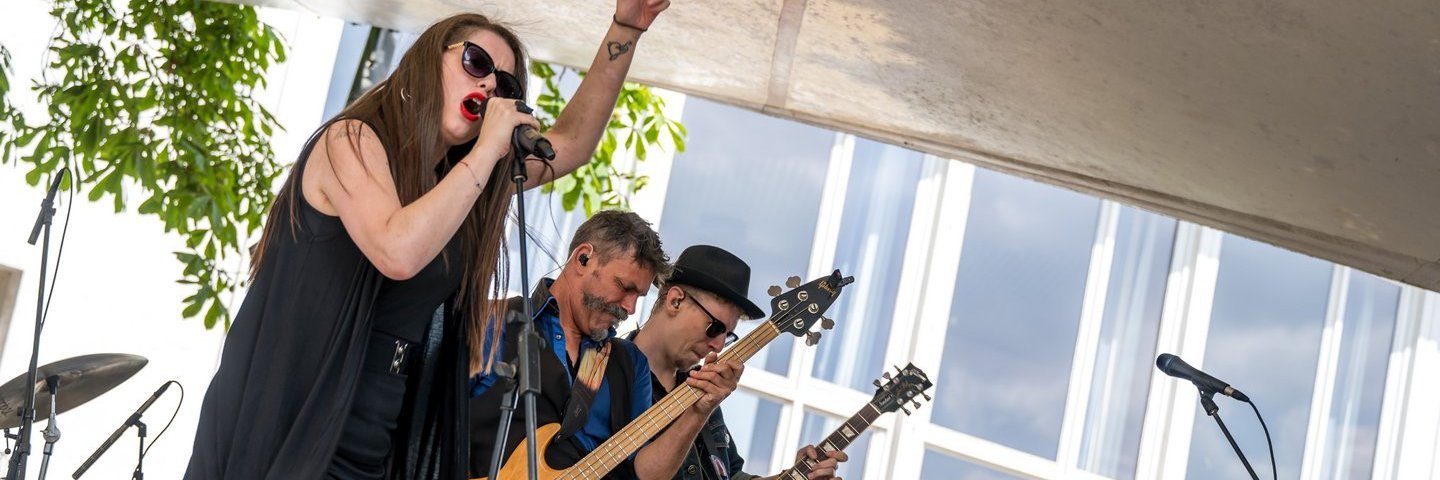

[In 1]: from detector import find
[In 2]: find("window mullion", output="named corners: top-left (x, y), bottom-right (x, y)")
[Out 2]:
top-left (1134, 223), bottom-right (1223, 479)
top-left (792, 132), bottom-right (853, 383)
top-left (1299, 265), bottom-right (1350, 479)
top-left (1377, 290), bottom-right (1440, 478)
top-left (1370, 285), bottom-right (1425, 479)
top-left (887, 159), bottom-right (975, 480)
top-left (1056, 200), bottom-right (1121, 472)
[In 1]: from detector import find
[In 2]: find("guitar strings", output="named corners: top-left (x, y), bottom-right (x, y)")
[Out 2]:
top-left (566, 299), bottom-right (819, 478)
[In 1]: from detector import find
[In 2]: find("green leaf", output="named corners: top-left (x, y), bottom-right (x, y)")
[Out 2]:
top-left (182, 300), bottom-right (203, 318)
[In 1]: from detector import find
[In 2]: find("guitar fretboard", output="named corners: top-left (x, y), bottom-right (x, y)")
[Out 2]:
top-left (561, 321), bottom-right (783, 479)
top-left (786, 403), bottom-right (882, 478)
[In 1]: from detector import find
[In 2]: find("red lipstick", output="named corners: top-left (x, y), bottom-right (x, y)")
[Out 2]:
top-left (460, 92), bottom-right (487, 122)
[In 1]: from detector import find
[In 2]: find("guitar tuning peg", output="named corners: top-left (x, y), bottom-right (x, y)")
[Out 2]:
top-left (912, 400), bottom-right (922, 408)
top-left (894, 365), bottom-right (905, 376)
top-left (901, 406), bottom-right (912, 415)
top-left (882, 372), bottom-right (892, 380)
top-left (820, 317), bottom-right (835, 330)
top-left (767, 285), bottom-right (782, 296)
top-left (804, 331), bottom-right (821, 346)
top-left (786, 276), bottom-right (802, 288)
top-left (873, 379), bottom-right (883, 388)
top-left (921, 391), bottom-right (932, 401)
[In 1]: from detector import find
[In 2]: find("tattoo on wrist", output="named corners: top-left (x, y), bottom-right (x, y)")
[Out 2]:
top-left (606, 40), bottom-right (633, 61)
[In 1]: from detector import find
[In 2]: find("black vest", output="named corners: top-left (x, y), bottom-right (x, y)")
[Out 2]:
top-left (468, 293), bottom-right (640, 479)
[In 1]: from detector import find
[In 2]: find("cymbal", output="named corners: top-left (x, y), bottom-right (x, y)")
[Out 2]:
top-left (0, 354), bottom-right (148, 429)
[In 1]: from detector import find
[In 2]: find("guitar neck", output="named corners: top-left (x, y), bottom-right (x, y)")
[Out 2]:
top-left (563, 323), bottom-right (782, 478)
top-left (785, 402), bottom-right (882, 478)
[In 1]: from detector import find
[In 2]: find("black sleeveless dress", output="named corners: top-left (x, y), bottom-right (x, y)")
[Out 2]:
top-left (186, 124), bottom-right (471, 480)
top-left (328, 218), bottom-right (463, 476)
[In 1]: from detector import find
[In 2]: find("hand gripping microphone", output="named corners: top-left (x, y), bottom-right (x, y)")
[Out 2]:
top-left (1156, 353), bottom-right (1250, 402)
top-left (462, 98), bottom-right (555, 161)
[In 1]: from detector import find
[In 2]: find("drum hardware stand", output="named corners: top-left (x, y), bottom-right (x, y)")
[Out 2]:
top-left (37, 376), bottom-right (60, 480)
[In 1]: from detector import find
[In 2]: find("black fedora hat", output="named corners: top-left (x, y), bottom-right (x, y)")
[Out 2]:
top-left (669, 245), bottom-right (766, 319)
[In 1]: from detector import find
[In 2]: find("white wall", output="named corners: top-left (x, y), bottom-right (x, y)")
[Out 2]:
top-left (0, 2), bottom-right (342, 477)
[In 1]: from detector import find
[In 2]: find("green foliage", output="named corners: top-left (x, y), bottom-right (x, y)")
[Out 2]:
top-left (530, 63), bottom-right (687, 215)
top-left (1, 46), bottom-right (22, 162)
top-left (0, 0), bottom-right (286, 330)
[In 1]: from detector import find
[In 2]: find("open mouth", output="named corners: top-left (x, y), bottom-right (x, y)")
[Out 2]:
top-left (460, 92), bottom-right (487, 122)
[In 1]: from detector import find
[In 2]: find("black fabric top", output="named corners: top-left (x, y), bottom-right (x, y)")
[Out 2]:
top-left (185, 122), bottom-right (472, 480)
top-left (329, 231), bottom-right (463, 478)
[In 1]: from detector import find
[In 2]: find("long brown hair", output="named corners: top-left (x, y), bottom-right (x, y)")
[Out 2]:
top-left (250, 13), bottom-right (532, 374)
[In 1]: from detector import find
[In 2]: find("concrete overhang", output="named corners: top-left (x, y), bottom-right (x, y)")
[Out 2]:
top-left (222, 0), bottom-right (1440, 290)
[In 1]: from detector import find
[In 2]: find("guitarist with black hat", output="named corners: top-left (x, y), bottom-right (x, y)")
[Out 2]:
top-left (627, 245), bottom-right (848, 480)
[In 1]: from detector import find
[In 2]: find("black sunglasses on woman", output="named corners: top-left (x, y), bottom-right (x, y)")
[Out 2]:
top-left (447, 41), bottom-right (525, 100)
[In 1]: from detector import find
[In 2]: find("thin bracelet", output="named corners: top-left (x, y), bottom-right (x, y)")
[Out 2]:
top-left (613, 14), bottom-right (647, 33)
top-left (456, 160), bottom-right (483, 189)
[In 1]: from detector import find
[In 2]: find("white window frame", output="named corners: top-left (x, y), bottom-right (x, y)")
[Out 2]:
top-left (1133, 224), bottom-right (1224, 480)
top-left (633, 90), bottom-right (1440, 480)
top-left (1371, 289), bottom-right (1440, 479)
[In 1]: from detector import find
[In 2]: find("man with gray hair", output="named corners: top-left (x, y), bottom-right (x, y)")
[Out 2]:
top-left (469, 210), bottom-right (745, 480)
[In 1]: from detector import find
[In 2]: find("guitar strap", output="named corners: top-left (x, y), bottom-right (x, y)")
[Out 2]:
top-left (556, 340), bottom-right (613, 439)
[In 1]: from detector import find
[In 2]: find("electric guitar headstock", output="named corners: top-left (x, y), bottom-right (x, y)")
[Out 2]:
top-left (763, 270), bottom-right (854, 346)
top-left (871, 363), bottom-right (933, 415)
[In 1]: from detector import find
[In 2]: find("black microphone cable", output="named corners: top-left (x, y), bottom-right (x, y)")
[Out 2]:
top-left (141, 380), bottom-right (184, 460)
top-left (40, 167), bottom-right (75, 330)
top-left (1245, 398), bottom-right (1277, 480)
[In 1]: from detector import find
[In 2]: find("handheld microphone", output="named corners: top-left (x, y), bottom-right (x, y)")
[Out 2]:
top-left (462, 98), bottom-right (555, 161)
top-left (1156, 353), bottom-right (1250, 402)
top-left (72, 382), bottom-right (171, 479)
top-left (513, 126), bottom-right (555, 161)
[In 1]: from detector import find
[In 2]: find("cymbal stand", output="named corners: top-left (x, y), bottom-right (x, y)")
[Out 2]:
top-left (38, 376), bottom-right (60, 480)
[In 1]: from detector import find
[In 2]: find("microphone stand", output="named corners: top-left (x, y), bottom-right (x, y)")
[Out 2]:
top-left (7, 171), bottom-right (66, 480)
top-left (487, 132), bottom-right (551, 480)
top-left (130, 419), bottom-right (146, 480)
top-left (1197, 387), bottom-right (1259, 480)
top-left (73, 382), bottom-right (170, 479)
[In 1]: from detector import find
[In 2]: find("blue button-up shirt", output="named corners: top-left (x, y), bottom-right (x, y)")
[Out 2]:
top-left (470, 279), bottom-right (652, 456)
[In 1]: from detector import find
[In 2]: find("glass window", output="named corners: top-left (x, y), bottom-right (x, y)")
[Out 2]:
top-left (658, 97), bottom-right (834, 375)
top-left (1185, 235), bottom-right (1331, 479)
top-left (1318, 271), bottom-right (1399, 479)
top-left (722, 389), bottom-right (786, 475)
top-left (811, 139), bottom-right (927, 391)
top-left (931, 168), bottom-right (1102, 458)
top-left (920, 449), bottom-right (1021, 480)
top-left (1079, 207), bottom-right (1177, 479)
top-left (504, 189), bottom-right (590, 295)
top-left (796, 409), bottom-right (878, 479)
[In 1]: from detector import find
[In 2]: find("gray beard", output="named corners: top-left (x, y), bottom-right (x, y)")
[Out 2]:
top-left (582, 293), bottom-right (627, 341)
